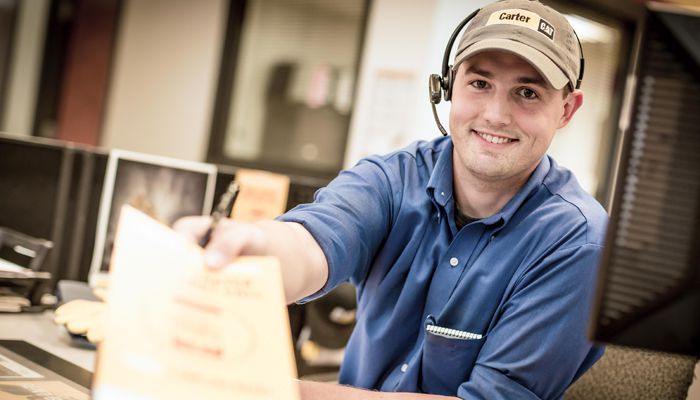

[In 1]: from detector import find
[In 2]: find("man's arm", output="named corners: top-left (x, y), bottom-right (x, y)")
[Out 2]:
top-left (173, 218), bottom-right (328, 303)
top-left (298, 381), bottom-right (457, 400)
top-left (175, 158), bottom-right (396, 305)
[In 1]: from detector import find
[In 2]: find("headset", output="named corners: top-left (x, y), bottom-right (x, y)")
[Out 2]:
top-left (429, 8), bottom-right (585, 136)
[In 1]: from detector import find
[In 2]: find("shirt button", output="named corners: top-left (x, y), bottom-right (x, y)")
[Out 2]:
top-left (400, 363), bottom-right (408, 372)
top-left (449, 257), bottom-right (459, 267)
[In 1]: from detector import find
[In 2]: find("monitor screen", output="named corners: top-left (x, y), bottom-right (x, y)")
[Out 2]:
top-left (589, 7), bottom-right (700, 356)
top-left (89, 150), bottom-right (217, 285)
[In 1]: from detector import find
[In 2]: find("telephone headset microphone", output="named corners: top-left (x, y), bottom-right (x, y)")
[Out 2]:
top-left (429, 9), bottom-right (480, 137)
top-left (428, 7), bottom-right (585, 137)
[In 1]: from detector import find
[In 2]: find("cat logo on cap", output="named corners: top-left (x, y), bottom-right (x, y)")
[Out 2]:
top-left (537, 18), bottom-right (555, 39)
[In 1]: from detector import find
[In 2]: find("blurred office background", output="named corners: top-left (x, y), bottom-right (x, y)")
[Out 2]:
top-left (0, 0), bottom-right (698, 395)
top-left (0, 0), bottom-right (674, 205)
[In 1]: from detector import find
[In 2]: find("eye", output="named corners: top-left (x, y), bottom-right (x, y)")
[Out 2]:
top-left (470, 80), bottom-right (489, 90)
top-left (516, 87), bottom-right (539, 100)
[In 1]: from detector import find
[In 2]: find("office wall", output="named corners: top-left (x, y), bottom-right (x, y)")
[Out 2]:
top-left (100, 0), bottom-right (227, 162)
top-left (98, 0), bottom-right (484, 165)
top-left (97, 0), bottom-right (617, 200)
top-left (1, 0), bottom-right (49, 136)
top-left (344, 0), bottom-right (491, 167)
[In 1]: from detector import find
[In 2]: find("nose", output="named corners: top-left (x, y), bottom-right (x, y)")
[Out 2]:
top-left (481, 94), bottom-right (511, 127)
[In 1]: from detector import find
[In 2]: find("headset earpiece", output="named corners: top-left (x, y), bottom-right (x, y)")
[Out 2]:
top-left (429, 74), bottom-right (443, 105)
top-left (428, 9), bottom-right (480, 136)
top-left (429, 65), bottom-right (456, 105)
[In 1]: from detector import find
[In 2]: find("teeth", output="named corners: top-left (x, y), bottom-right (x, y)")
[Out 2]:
top-left (476, 131), bottom-right (514, 144)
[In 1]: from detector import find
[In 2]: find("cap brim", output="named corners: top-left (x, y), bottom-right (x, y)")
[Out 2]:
top-left (455, 38), bottom-right (569, 90)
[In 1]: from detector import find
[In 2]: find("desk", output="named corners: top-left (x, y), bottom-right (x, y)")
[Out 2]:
top-left (0, 311), bottom-right (698, 399)
top-left (0, 311), bottom-right (95, 372)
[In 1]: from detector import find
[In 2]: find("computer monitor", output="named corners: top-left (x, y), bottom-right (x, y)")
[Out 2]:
top-left (589, 6), bottom-right (700, 357)
top-left (0, 133), bottom-right (76, 283)
top-left (88, 150), bottom-right (217, 286)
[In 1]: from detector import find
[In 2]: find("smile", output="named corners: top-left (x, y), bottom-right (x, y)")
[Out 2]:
top-left (472, 130), bottom-right (517, 145)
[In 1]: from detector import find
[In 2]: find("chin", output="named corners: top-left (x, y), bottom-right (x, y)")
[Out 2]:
top-left (465, 165), bottom-right (509, 181)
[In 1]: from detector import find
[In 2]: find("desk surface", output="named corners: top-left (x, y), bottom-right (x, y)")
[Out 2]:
top-left (0, 311), bottom-right (698, 399)
top-left (0, 311), bottom-right (95, 372)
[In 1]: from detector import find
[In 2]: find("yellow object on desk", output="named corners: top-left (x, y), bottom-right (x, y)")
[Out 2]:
top-left (93, 205), bottom-right (299, 400)
top-left (54, 279), bottom-right (109, 344)
top-left (54, 299), bottom-right (106, 343)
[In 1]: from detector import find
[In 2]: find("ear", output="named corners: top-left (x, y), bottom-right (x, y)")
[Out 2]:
top-left (558, 90), bottom-right (583, 129)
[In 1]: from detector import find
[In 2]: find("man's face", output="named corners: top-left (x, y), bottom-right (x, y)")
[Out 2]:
top-left (448, 50), bottom-right (582, 186)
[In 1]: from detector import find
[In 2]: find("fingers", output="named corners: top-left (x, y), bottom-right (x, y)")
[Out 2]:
top-left (204, 220), bottom-right (268, 269)
top-left (172, 216), bottom-right (211, 244)
top-left (174, 216), bottom-right (268, 269)
top-left (204, 220), bottom-right (254, 268)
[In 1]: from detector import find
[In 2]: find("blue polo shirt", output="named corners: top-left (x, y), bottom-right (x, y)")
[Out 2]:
top-left (279, 136), bottom-right (607, 399)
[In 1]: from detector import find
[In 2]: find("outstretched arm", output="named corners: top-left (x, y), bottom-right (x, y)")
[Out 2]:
top-left (173, 218), bottom-right (328, 304)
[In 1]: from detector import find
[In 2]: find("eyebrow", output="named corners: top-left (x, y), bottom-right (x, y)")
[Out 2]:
top-left (464, 65), bottom-right (548, 88)
top-left (464, 65), bottom-right (492, 78)
top-left (516, 76), bottom-right (547, 87)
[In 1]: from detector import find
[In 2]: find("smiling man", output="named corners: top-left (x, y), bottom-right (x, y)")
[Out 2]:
top-left (175, 1), bottom-right (607, 399)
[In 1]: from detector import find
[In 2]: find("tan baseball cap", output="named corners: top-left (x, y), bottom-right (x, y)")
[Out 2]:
top-left (454, 0), bottom-right (582, 90)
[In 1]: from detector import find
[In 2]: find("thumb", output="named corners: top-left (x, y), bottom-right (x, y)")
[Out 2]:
top-left (204, 249), bottom-right (229, 269)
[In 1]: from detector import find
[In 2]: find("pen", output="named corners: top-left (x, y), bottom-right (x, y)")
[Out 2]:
top-left (198, 181), bottom-right (240, 247)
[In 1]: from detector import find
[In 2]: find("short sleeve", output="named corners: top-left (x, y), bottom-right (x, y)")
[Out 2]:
top-left (278, 156), bottom-right (397, 302)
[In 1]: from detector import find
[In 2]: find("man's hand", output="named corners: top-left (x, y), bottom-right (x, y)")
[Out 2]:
top-left (173, 216), bottom-right (268, 268)
top-left (173, 217), bottom-right (329, 303)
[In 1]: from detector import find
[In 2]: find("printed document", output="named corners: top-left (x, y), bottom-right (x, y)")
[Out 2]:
top-left (93, 205), bottom-right (299, 400)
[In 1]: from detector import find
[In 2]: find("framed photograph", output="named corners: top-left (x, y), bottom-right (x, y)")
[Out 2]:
top-left (89, 150), bottom-right (216, 286)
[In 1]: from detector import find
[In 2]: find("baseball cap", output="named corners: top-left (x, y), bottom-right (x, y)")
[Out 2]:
top-left (454, 0), bottom-right (581, 90)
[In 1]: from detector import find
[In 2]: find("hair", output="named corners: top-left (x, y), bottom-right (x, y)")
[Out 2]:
top-left (563, 85), bottom-right (573, 98)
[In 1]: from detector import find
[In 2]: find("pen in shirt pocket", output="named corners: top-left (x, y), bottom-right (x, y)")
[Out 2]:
top-left (198, 181), bottom-right (240, 247)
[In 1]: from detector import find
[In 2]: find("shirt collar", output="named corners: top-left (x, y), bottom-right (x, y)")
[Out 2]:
top-left (482, 155), bottom-right (551, 226)
top-left (426, 142), bottom-right (552, 227)
top-left (426, 138), bottom-right (454, 210)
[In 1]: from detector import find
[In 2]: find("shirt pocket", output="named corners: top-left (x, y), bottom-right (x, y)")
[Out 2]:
top-left (420, 324), bottom-right (485, 395)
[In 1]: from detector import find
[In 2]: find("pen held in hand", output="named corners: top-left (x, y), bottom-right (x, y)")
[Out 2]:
top-left (199, 181), bottom-right (240, 247)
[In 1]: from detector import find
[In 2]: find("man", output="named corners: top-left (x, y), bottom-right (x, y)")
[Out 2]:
top-left (176, 0), bottom-right (607, 398)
